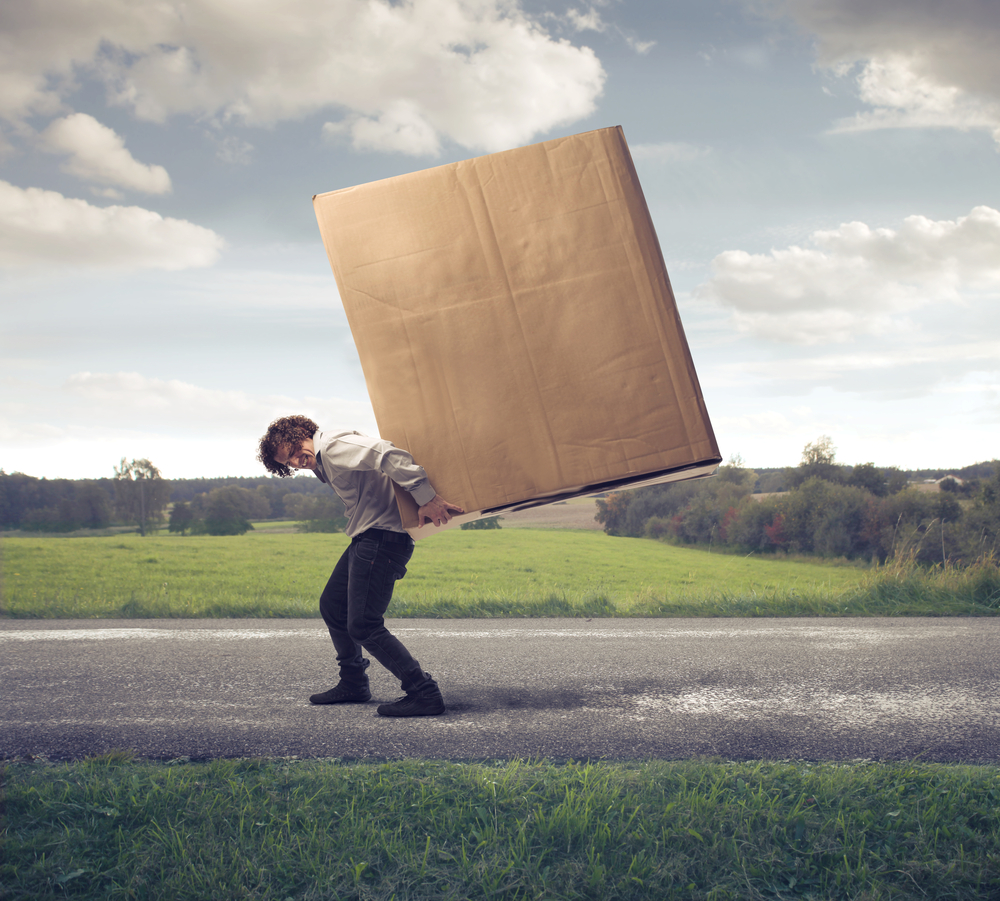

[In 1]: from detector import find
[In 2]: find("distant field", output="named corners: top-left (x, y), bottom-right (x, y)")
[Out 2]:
top-left (243, 519), bottom-right (300, 533)
top-left (498, 498), bottom-right (603, 530)
top-left (3, 528), bottom-right (996, 619)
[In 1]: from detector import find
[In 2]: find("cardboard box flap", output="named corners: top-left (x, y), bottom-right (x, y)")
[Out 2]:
top-left (314, 127), bottom-right (720, 530)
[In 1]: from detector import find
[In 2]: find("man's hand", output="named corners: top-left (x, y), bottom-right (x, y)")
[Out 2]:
top-left (417, 495), bottom-right (465, 528)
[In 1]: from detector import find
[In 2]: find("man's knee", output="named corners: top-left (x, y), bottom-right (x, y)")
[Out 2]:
top-left (347, 617), bottom-right (379, 644)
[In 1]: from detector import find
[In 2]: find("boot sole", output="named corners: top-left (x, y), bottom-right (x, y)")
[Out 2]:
top-left (376, 703), bottom-right (445, 717)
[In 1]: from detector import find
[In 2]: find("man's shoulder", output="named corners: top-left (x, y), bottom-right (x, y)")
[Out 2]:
top-left (315, 429), bottom-right (369, 447)
top-left (315, 430), bottom-right (396, 465)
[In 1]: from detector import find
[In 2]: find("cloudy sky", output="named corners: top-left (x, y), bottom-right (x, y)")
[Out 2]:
top-left (2, 0), bottom-right (998, 480)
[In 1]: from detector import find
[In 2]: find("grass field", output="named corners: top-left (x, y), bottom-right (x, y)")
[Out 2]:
top-left (3, 754), bottom-right (998, 900)
top-left (3, 528), bottom-right (999, 619)
top-left (4, 528), bottom-right (997, 619)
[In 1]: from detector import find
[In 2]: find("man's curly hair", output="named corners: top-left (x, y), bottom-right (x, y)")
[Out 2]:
top-left (257, 415), bottom-right (319, 477)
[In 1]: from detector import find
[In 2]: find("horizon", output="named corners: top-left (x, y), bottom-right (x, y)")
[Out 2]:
top-left (4, 458), bottom-right (992, 484)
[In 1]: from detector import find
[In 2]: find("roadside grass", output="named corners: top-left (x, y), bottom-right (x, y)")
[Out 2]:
top-left (2, 531), bottom-right (998, 619)
top-left (3, 754), bottom-right (997, 901)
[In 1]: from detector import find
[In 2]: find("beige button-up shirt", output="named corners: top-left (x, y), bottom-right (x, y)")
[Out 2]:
top-left (312, 430), bottom-right (437, 537)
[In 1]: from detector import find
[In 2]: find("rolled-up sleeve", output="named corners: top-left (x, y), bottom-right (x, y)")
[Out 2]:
top-left (380, 447), bottom-right (438, 507)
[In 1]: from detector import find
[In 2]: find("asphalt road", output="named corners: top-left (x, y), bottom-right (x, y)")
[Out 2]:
top-left (2, 618), bottom-right (998, 763)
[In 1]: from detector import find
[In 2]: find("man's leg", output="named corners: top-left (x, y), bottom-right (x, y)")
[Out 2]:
top-left (345, 530), bottom-right (445, 716)
top-left (311, 545), bottom-right (372, 704)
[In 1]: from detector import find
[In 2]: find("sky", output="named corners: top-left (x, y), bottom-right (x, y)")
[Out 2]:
top-left (1, 0), bottom-right (998, 481)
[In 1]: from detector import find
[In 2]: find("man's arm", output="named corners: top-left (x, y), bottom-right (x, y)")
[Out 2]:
top-left (320, 432), bottom-right (464, 526)
top-left (364, 436), bottom-right (464, 525)
top-left (416, 494), bottom-right (465, 528)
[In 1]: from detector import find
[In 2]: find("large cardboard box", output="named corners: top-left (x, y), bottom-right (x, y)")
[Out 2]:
top-left (313, 126), bottom-right (720, 532)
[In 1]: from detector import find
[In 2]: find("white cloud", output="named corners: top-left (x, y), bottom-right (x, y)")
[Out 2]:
top-left (561, 4), bottom-right (655, 54)
top-left (736, 340), bottom-right (1000, 384)
top-left (90, 187), bottom-right (125, 200)
top-left (761, 0), bottom-right (1000, 145)
top-left (2, 0), bottom-right (605, 156)
top-left (62, 373), bottom-right (296, 439)
top-left (626, 38), bottom-right (656, 55)
top-left (714, 408), bottom-right (800, 437)
top-left (38, 113), bottom-right (171, 194)
top-left (705, 339), bottom-right (1000, 413)
top-left (566, 7), bottom-right (606, 32)
top-left (211, 134), bottom-right (254, 165)
top-left (61, 372), bottom-right (377, 437)
top-left (695, 206), bottom-right (1000, 344)
top-left (830, 56), bottom-right (1000, 143)
top-left (324, 100), bottom-right (442, 157)
top-left (0, 180), bottom-right (224, 269)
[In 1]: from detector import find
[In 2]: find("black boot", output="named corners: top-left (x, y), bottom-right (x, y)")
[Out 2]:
top-left (309, 658), bottom-right (371, 705)
top-left (377, 672), bottom-right (445, 717)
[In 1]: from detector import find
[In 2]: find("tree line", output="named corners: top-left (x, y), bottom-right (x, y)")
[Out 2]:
top-left (0, 463), bottom-right (343, 536)
top-left (168, 484), bottom-right (345, 536)
top-left (4, 440), bottom-right (997, 558)
top-left (597, 438), bottom-right (1000, 566)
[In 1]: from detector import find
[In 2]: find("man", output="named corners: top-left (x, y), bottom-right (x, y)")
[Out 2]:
top-left (257, 415), bottom-right (464, 717)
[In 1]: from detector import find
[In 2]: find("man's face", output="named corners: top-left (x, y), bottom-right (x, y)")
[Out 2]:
top-left (274, 437), bottom-right (317, 471)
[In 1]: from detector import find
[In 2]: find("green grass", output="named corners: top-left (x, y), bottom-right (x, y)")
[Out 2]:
top-left (2, 530), bottom-right (998, 619)
top-left (3, 755), bottom-right (997, 900)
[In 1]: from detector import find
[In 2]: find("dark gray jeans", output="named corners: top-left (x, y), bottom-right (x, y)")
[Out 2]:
top-left (319, 528), bottom-right (425, 691)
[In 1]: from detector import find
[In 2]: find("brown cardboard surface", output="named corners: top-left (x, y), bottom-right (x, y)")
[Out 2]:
top-left (314, 126), bottom-right (720, 532)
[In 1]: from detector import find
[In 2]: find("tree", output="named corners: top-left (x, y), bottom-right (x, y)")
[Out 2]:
top-left (624, 482), bottom-right (697, 537)
top-left (957, 465), bottom-right (1000, 560)
top-left (724, 495), bottom-right (783, 552)
top-left (9, 479), bottom-right (113, 532)
top-left (284, 492), bottom-right (346, 533)
top-left (849, 462), bottom-right (888, 497)
top-left (168, 501), bottom-right (195, 535)
top-left (196, 486), bottom-right (265, 535)
top-left (785, 436), bottom-right (845, 489)
top-left (884, 467), bottom-right (909, 495)
top-left (715, 457), bottom-right (758, 495)
top-left (595, 491), bottom-right (631, 536)
top-left (802, 435), bottom-right (836, 467)
top-left (75, 482), bottom-right (113, 529)
top-left (114, 458), bottom-right (170, 536)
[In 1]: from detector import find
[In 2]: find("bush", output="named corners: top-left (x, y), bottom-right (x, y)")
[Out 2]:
top-left (642, 516), bottom-right (673, 540)
top-left (285, 494), bottom-right (347, 533)
top-left (724, 495), bottom-right (782, 552)
top-left (199, 514), bottom-right (254, 536)
top-left (1, 477), bottom-right (113, 532)
top-left (191, 486), bottom-right (269, 536)
top-left (460, 516), bottom-right (502, 530)
top-left (622, 458), bottom-right (1000, 568)
top-left (168, 501), bottom-right (194, 535)
top-left (775, 479), bottom-right (872, 557)
top-left (597, 463), bottom-right (756, 541)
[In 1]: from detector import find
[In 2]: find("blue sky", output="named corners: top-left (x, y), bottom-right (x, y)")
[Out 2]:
top-left (2, 0), bottom-right (998, 480)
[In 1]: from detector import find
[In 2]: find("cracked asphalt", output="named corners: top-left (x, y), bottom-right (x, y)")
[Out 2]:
top-left (1, 617), bottom-right (997, 762)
